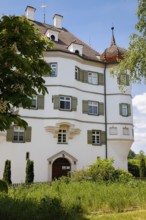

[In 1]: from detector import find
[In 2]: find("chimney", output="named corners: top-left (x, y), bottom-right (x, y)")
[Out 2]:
top-left (25, 6), bottom-right (36, 20)
top-left (53, 14), bottom-right (63, 29)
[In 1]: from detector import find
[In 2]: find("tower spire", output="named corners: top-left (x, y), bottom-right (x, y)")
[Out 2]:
top-left (111, 26), bottom-right (116, 46)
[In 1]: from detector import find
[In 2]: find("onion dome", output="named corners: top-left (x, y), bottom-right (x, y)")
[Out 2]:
top-left (101, 27), bottom-right (126, 63)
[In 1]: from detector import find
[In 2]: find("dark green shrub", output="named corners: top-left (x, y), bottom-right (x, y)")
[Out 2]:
top-left (0, 180), bottom-right (8, 193)
top-left (3, 160), bottom-right (12, 185)
top-left (25, 160), bottom-right (34, 184)
top-left (128, 161), bottom-right (140, 177)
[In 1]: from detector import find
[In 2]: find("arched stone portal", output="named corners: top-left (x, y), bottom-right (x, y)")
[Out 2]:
top-left (52, 157), bottom-right (71, 180)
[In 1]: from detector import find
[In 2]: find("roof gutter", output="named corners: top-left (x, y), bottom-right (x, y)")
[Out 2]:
top-left (104, 63), bottom-right (108, 159)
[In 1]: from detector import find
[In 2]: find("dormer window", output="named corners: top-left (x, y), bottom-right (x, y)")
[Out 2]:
top-left (50, 35), bottom-right (55, 41)
top-left (68, 42), bottom-right (83, 56)
top-left (45, 29), bottom-right (59, 42)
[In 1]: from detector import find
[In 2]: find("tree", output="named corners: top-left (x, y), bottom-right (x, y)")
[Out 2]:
top-left (25, 159), bottom-right (34, 184)
top-left (139, 157), bottom-right (146, 177)
top-left (128, 149), bottom-right (136, 159)
top-left (3, 160), bottom-right (12, 185)
top-left (0, 15), bottom-right (53, 131)
top-left (111, 0), bottom-right (146, 83)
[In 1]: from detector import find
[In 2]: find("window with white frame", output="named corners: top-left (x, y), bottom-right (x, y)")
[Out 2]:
top-left (88, 72), bottom-right (98, 84)
top-left (51, 63), bottom-right (57, 77)
top-left (88, 101), bottom-right (98, 115)
top-left (58, 129), bottom-right (67, 143)
top-left (121, 104), bottom-right (128, 116)
top-left (13, 127), bottom-right (25, 142)
top-left (31, 95), bottom-right (37, 108)
top-left (60, 96), bottom-right (71, 110)
top-left (92, 131), bottom-right (100, 144)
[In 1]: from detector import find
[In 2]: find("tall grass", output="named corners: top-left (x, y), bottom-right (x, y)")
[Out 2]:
top-left (0, 180), bottom-right (146, 219)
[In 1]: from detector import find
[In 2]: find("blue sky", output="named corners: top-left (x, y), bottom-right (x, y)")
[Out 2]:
top-left (0, 0), bottom-right (145, 154)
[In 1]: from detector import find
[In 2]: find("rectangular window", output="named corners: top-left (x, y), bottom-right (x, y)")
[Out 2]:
top-left (88, 72), bottom-right (98, 84)
top-left (58, 129), bottom-right (67, 143)
top-left (51, 63), bottom-right (57, 77)
top-left (121, 104), bottom-right (128, 116)
top-left (92, 131), bottom-right (100, 144)
top-left (13, 127), bottom-right (25, 143)
top-left (88, 101), bottom-right (98, 115)
top-left (31, 95), bottom-right (37, 108)
top-left (60, 96), bottom-right (71, 110)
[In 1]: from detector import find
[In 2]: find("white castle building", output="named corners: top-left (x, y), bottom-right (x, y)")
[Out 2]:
top-left (0, 6), bottom-right (134, 183)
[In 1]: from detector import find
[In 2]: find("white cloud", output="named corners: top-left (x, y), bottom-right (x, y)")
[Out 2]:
top-left (132, 93), bottom-right (146, 114)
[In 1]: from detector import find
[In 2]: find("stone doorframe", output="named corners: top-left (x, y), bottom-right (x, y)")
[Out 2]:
top-left (47, 150), bottom-right (78, 182)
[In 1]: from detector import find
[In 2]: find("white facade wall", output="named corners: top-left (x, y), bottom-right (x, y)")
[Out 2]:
top-left (0, 52), bottom-right (134, 183)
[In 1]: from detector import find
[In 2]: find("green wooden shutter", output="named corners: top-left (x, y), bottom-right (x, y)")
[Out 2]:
top-left (87, 130), bottom-right (92, 144)
top-left (71, 97), bottom-right (77, 111)
top-left (98, 73), bottom-right (104, 85)
top-left (82, 100), bottom-right (88, 114)
top-left (128, 104), bottom-right (131, 116)
top-left (100, 131), bottom-right (106, 145)
top-left (119, 103), bottom-right (122, 115)
top-left (25, 127), bottom-right (32, 142)
top-left (37, 95), bottom-right (44, 109)
top-left (84, 71), bottom-right (88, 83)
top-left (79, 69), bottom-right (84, 82)
top-left (53, 95), bottom-right (60, 110)
top-left (99, 102), bottom-right (104, 115)
top-left (7, 127), bottom-right (14, 142)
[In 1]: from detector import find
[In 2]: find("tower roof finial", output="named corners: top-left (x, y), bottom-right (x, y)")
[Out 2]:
top-left (111, 26), bottom-right (116, 46)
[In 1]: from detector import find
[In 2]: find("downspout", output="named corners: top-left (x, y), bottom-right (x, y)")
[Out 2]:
top-left (104, 63), bottom-right (108, 159)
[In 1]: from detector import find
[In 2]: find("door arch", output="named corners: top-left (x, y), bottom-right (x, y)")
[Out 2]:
top-left (52, 157), bottom-right (71, 180)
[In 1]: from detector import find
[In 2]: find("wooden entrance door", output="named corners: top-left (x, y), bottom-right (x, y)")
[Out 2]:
top-left (52, 158), bottom-right (71, 180)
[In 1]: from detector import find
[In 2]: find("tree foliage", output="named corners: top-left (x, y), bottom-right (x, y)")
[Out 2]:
top-left (0, 15), bottom-right (53, 131)
top-left (111, 0), bottom-right (146, 83)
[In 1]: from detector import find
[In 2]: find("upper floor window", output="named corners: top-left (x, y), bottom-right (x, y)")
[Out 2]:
top-left (58, 129), bottom-right (67, 144)
top-left (88, 101), bottom-right (98, 115)
top-left (119, 103), bottom-right (131, 117)
top-left (31, 95), bottom-right (37, 108)
top-left (117, 74), bottom-right (129, 86)
top-left (83, 100), bottom-right (104, 116)
top-left (75, 66), bottom-right (79, 80)
top-left (60, 96), bottom-right (71, 110)
top-left (13, 127), bottom-right (25, 143)
top-left (7, 126), bottom-right (32, 143)
top-left (53, 95), bottom-right (77, 111)
top-left (51, 63), bottom-right (57, 77)
top-left (88, 72), bottom-right (98, 85)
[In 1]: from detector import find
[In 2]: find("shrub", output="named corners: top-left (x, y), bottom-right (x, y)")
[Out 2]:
top-left (128, 161), bottom-right (140, 177)
top-left (113, 169), bottom-right (134, 182)
top-left (140, 157), bottom-right (146, 177)
top-left (0, 180), bottom-right (8, 193)
top-left (25, 160), bottom-right (34, 184)
top-left (88, 158), bottom-right (116, 182)
top-left (3, 160), bottom-right (12, 185)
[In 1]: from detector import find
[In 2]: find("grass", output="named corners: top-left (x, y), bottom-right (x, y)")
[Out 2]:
top-left (1, 180), bottom-right (146, 219)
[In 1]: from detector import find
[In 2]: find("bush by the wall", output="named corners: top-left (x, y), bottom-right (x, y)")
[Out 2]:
top-left (140, 157), bottom-right (146, 177)
top-left (3, 160), bottom-right (12, 185)
top-left (128, 161), bottom-right (140, 177)
top-left (25, 160), bottom-right (34, 184)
